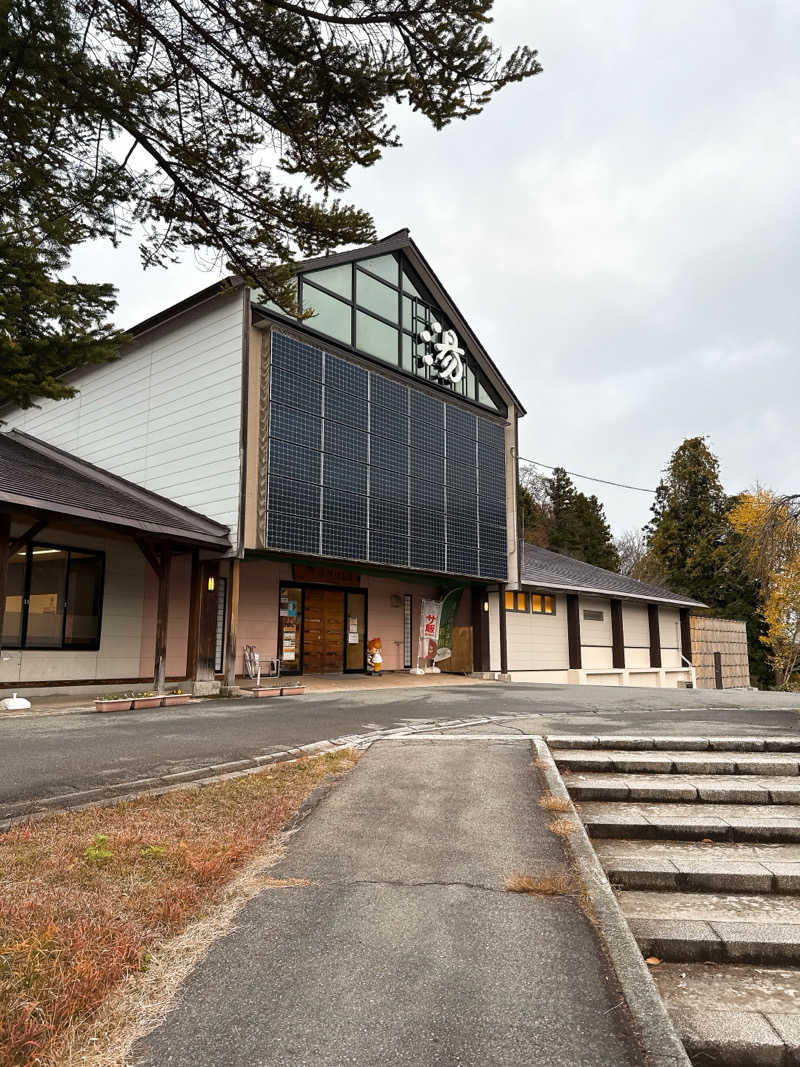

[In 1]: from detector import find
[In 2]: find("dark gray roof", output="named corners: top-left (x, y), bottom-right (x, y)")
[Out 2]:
top-left (0, 430), bottom-right (231, 549)
top-left (521, 543), bottom-right (706, 608)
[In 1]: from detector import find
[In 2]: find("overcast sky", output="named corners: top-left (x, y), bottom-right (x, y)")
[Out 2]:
top-left (71, 0), bottom-right (800, 534)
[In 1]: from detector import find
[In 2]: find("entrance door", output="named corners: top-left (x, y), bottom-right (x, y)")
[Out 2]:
top-left (303, 588), bottom-right (345, 673)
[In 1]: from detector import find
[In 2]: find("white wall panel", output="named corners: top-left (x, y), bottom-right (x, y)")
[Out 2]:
top-left (660, 607), bottom-right (681, 653)
top-left (505, 595), bottom-right (569, 671)
top-left (5, 289), bottom-right (245, 540)
top-left (582, 646), bottom-right (613, 669)
top-left (579, 597), bottom-right (612, 648)
top-left (623, 603), bottom-right (650, 647)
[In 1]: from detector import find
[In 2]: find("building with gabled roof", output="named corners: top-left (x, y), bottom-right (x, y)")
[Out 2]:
top-left (0, 231), bottom-right (700, 692)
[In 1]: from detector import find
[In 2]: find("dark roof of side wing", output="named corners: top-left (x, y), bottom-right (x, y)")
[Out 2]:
top-left (521, 542), bottom-right (706, 608)
top-left (0, 430), bottom-right (231, 549)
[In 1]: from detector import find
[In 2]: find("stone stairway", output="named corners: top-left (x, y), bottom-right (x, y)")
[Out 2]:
top-left (549, 734), bottom-right (800, 1067)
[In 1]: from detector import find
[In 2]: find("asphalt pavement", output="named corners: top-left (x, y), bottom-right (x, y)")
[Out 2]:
top-left (130, 739), bottom-right (645, 1066)
top-left (2, 683), bottom-right (799, 809)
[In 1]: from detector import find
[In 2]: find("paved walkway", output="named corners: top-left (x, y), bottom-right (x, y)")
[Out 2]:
top-left (131, 740), bottom-right (645, 1066)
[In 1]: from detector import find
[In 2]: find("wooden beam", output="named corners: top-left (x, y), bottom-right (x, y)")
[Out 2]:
top-left (135, 537), bottom-right (162, 578)
top-left (0, 513), bottom-right (10, 645)
top-left (567, 594), bottom-right (582, 670)
top-left (223, 558), bottom-right (240, 687)
top-left (648, 604), bottom-right (662, 668)
top-left (153, 544), bottom-right (172, 693)
top-left (9, 519), bottom-right (48, 555)
top-left (186, 549), bottom-right (201, 680)
top-left (471, 587), bottom-right (490, 673)
top-left (498, 585), bottom-right (508, 675)
top-left (680, 608), bottom-right (693, 664)
top-left (610, 599), bottom-right (625, 669)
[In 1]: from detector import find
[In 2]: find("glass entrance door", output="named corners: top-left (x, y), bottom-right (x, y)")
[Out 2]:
top-left (278, 586), bottom-right (302, 673)
top-left (345, 592), bottom-right (366, 671)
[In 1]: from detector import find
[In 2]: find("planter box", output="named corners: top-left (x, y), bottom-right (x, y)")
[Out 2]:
top-left (281, 685), bottom-right (306, 696)
top-left (160, 694), bottom-right (191, 706)
top-left (132, 696), bottom-right (162, 709)
top-left (251, 687), bottom-right (282, 698)
top-left (94, 698), bottom-right (132, 713)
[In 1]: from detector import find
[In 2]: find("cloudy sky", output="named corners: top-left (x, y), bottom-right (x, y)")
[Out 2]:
top-left (71, 0), bottom-right (800, 534)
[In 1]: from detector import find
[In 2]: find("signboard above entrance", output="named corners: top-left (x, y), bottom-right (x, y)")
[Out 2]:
top-left (292, 564), bottom-right (362, 587)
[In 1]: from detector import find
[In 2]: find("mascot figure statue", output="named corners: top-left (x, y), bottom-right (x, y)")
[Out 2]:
top-left (366, 637), bottom-right (383, 675)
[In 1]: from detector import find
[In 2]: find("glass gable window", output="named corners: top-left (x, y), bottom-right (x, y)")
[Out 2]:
top-left (356, 269), bottom-right (398, 321)
top-left (303, 284), bottom-right (352, 346)
top-left (355, 311), bottom-right (398, 363)
top-left (3, 542), bottom-right (105, 649)
top-left (304, 263), bottom-right (352, 299)
top-left (278, 250), bottom-right (503, 413)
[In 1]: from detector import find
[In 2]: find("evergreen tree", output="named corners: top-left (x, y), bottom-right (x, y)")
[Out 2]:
top-left (644, 437), bottom-right (771, 687)
top-left (1, 0), bottom-right (541, 407)
top-left (546, 467), bottom-right (620, 571)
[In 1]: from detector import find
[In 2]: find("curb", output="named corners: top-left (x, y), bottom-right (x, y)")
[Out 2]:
top-left (531, 737), bottom-right (691, 1067)
top-left (0, 716), bottom-right (501, 832)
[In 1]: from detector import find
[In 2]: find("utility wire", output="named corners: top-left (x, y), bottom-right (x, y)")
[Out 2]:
top-left (519, 456), bottom-right (656, 495)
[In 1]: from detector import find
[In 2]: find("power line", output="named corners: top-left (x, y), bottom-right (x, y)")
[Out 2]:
top-left (519, 456), bottom-right (656, 495)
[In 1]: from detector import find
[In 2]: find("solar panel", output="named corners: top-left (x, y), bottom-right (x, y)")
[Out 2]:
top-left (266, 330), bottom-right (508, 580)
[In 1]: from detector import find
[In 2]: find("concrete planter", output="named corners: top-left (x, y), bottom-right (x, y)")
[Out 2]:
top-left (281, 685), bottom-right (306, 696)
top-left (94, 698), bottom-right (132, 713)
top-left (160, 694), bottom-right (191, 706)
top-left (251, 687), bottom-right (282, 698)
top-left (132, 696), bottom-right (162, 709)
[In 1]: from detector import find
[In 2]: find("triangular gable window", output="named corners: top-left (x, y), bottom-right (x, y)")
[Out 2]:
top-left (290, 250), bottom-right (503, 413)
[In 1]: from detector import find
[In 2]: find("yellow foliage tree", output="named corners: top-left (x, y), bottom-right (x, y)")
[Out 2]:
top-left (731, 489), bottom-right (800, 689)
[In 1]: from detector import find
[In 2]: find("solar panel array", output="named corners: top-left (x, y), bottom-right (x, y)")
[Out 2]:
top-left (266, 331), bottom-right (508, 580)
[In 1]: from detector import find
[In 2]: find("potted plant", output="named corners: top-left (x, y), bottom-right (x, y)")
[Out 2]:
top-left (131, 691), bottom-right (162, 709)
top-left (94, 695), bottom-right (133, 713)
top-left (160, 689), bottom-right (191, 706)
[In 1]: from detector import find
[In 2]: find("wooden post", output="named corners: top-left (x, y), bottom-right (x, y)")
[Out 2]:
top-left (566, 594), bottom-right (582, 670)
top-left (186, 550), bottom-right (201, 680)
top-left (153, 544), bottom-right (172, 693)
top-left (498, 585), bottom-right (508, 675)
top-left (223, 557), bottom-right (240, 687)
top-left (679, 608), bottom-right (693, 664)
top-left (648, 604), bottom-right (662, 668)
top-left (610, 599), bottom-right (625, 669)
top-left (0, 513), bottom-right (11, 645)
top-left (471, 586), bottom-right (490, 673)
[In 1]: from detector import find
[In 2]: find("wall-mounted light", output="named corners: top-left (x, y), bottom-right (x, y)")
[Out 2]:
top-left (207, 577), bottom-right (215, 591)
top-left (483, 600), bottom-right (489, 612)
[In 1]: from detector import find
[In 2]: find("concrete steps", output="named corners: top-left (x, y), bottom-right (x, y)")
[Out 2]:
top-left (577, 799), bottom-right (800, 842)
top-left (653, 962), bottom-right (800, 1066)
top-left (555, 749), bottom-right (800, 776)
top-left (564, 771), bottom-right (800, 803)
top-left (553, 734), bottom-right (800, 1066)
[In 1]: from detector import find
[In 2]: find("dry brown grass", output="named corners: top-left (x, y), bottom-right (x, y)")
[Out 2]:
top-left (538, 792), bottom-right (572, 813)
top-left (505, 872), bottom-right (576, 896)
top-left (0, 748), bottom-right (356, 1067)
top-left (549, 818), bottom-right (578, 837)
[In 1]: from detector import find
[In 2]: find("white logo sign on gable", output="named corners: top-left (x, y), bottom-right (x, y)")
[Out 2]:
top-left (418, 320), bottom-right (465, 384)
